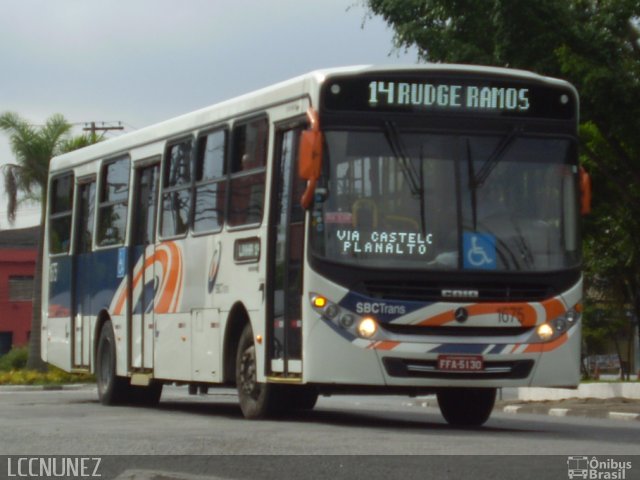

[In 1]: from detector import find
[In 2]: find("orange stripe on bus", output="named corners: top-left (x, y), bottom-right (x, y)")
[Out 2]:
top-left (467, 303), bottom-right (538, 327)
top-left (155, 243), bottom-right (180, 313)
top-left (172, 242), bottom-right (184, 311)
top-left (542, 298), bottom-right (566, 322)
top-left (418, 303), bottom-right (538, 327)
top-left (113, 252), bottom-right (161, 315)
top-left (374, 341), bottom-right (400, 351)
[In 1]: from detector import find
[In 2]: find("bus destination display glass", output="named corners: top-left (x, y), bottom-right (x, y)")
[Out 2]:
top-left (322, 74), bottom-right (576, 119)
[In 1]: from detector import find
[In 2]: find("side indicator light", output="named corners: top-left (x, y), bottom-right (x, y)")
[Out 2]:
top-left (312, 296), bottom-right (327, 308)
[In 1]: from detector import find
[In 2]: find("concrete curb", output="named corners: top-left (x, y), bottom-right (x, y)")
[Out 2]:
top-left (515, 383), bottom-right (640, 401)
top-left (499, 404), bottom-right (640, 421)
top-left (411, 398), bottom-right (640, 422)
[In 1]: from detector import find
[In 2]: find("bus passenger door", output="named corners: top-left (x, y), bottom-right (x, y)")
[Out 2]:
top-left (267, 127), bottom-right (306, 376)
top-left (72, 180), bottom-right (96, 369)
top-left (130, 162), bottom-right (160, 371)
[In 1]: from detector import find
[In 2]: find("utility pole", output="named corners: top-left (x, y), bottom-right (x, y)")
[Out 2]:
top-left (83, 121), bottom-right (124, 136)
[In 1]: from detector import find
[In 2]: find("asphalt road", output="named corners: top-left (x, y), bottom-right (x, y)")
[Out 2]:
top-left (0, 386), bottom-right (638, 479)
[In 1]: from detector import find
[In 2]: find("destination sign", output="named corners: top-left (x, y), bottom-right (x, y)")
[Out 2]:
top-left (369, 81), bottom-right (530, 112)
top-left (322, 74), bottom-right (576, 119)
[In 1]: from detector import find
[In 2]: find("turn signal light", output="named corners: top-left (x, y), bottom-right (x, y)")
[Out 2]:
top-left (312, 295), bottom-right (327, 308)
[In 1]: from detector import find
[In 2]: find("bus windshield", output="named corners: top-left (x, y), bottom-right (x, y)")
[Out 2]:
top-left (310, 129), bottom-right (580, 272)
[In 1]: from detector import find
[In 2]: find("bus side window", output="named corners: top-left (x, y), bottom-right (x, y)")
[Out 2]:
top-left (194, 128), bottom-right (227, 233)
top-left (49, 173), bottom-right (74, 255)
top-left (228, 117), bottom-right (268, 227)
top-left (160, 139), bottom-right (193, 237)
top-left (96, 157), bottom-right (130, 247)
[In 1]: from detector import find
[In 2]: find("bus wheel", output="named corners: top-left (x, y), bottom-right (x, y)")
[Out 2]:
top-left (236, 325), bottom-right (281, 419)
top-left (96, 320), bottom-right (130, 405)
top-left (436, 387), bottom-right (496, 427)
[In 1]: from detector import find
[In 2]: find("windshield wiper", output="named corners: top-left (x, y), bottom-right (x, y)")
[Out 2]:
top-left (467, 127), bottom-right (521, 230)
top-left (383, 121), bottom-right (421, 195)
top-left (471, 126), bottom-right (521, 188)
top-left (382, 121), bottom-right (428, 236)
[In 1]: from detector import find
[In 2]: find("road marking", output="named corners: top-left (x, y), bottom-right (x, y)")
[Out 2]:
top-left (608, 411), bottom-right (640, 421)
top-left (549, 408), bottom-right (570, 417)
top-left (503, 405), bottom-right (522, 414)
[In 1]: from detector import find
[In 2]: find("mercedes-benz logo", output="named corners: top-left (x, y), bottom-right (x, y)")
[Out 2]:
top-left (454, 307), bottom-right (469, 323)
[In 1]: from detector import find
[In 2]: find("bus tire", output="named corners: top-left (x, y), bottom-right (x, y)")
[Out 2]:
top-left (235, 324), bottom-right (282, 419)
top-left (437, 387), bottom-right (496, 427)
top-left (96, 320), bottom-right (130, 405)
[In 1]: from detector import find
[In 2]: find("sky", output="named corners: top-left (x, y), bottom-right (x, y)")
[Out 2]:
top-left (0, 0), bottom-right (419, 229)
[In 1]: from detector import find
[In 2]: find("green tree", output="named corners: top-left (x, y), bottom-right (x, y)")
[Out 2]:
top-left (365, 0), bottom-right (640, 364)
top-left (0, 112), bottom-right (102, 370)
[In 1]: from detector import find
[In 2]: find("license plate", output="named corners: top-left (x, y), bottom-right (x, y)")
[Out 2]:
top-left (437, 355), bottom-right (484, 372)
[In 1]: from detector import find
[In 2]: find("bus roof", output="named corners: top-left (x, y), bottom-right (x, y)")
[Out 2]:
top-left (48, 64), bottom-right (574, 174)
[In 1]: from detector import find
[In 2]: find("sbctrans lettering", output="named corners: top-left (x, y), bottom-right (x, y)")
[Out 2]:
top-left (368, 80), bottom-right (530, 112)
top-left (356, 302), bottom-right (407, 315)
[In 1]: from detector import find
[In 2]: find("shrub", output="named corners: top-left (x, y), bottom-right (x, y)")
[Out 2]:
top-left (0, 346), bottom-right (28, 371)
top-left (0, 347), bottom-right (94, 385)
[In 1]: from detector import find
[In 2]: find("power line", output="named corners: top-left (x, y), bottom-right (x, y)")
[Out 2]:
top-left (83, 121), bottom-right (125, 136)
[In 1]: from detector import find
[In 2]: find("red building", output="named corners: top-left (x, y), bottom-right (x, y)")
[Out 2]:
top-left (0, 226), bottom-right (39, 355)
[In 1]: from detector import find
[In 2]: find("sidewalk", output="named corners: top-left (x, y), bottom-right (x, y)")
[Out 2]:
top-left (496, 397), bottom-right (640, 421)
top-left (495, 382), bottom-right (640, 421)
top-left (412, 383), bottom-right (640, 422)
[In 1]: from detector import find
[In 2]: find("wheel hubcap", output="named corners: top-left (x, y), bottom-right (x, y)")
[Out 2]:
top-left (239, 346), bottom-right (260, 399)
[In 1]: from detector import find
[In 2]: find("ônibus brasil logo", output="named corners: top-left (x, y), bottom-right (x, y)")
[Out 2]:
top-left (567, 456), bottom-right (632, 480)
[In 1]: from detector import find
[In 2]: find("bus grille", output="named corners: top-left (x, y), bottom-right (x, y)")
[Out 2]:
top-left (382, 324), bottom-right (534, 337)
top-left (359, 280), bottom-right (551, 302)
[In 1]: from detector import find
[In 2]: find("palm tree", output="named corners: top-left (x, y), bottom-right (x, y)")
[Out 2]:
top-left (0, 112), bottom-right (102, 370)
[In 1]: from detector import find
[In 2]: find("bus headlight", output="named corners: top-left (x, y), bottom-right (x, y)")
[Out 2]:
top-left (536, 323), bottom-right (554, 341)
top-left (357, 317), bottom-right (378, 339)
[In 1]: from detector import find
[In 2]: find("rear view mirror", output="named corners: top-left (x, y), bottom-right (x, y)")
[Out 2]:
top-left (299, 129), bottom-right (323, 180)
top-left (298, 107), bottom-right (323, 209)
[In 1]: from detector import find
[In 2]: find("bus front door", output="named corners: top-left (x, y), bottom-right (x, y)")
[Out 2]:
top-left (129, 162), bottom-right (160, 371)
top-left (72, 180), bottom-right (96, 369)
top-left (267, 127), bottom-right (306, 377)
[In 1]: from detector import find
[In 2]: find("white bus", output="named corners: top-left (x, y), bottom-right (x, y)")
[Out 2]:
top-left (42, 65), bottom-right (588, 426)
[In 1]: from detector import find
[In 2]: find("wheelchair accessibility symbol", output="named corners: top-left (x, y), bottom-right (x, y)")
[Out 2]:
top-left (463, 233), bottom-right (497, 270)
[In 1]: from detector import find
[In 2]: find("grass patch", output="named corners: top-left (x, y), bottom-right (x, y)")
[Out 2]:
top-left (0, 347), bottom-right (94, 385)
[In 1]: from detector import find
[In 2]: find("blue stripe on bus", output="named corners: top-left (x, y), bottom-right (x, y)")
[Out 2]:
top-left (338, 290), bottom-right (429, 323)
top-left (321, 317), bottom-right (357, 342)
top-left (49, 247), bottom-right (131, 318)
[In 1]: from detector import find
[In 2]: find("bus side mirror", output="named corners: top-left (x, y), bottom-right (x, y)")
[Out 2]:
top-left (579, 166), bottom-right (592, 215)
top-left (298, 107), bottom-right (323, 209)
